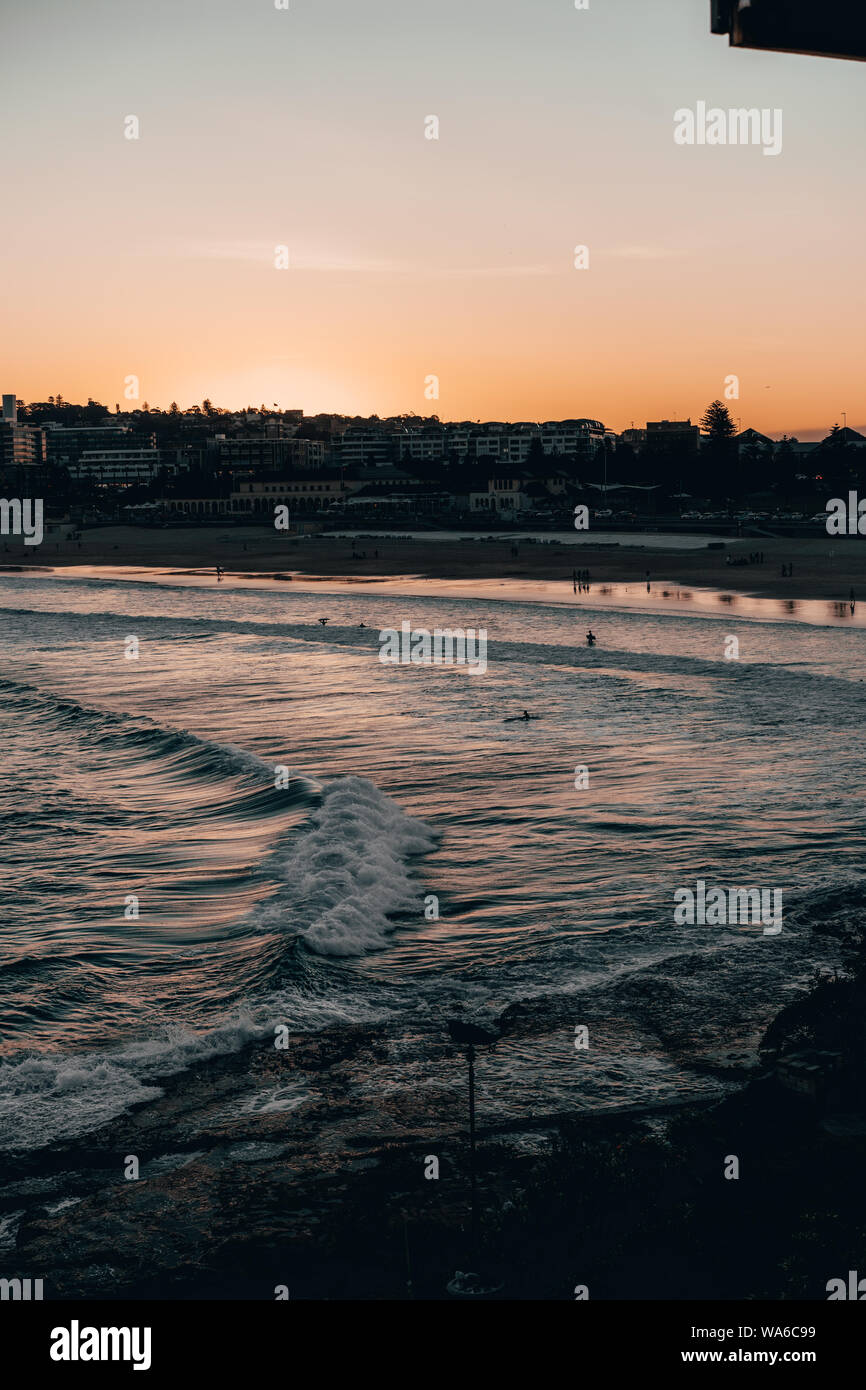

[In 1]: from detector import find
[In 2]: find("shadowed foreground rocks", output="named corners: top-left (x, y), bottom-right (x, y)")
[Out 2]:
top-left (5, 943), bottom-right (866, 1300)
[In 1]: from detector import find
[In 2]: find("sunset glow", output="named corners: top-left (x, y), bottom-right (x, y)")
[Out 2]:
top-left (2, 0), bottom-right (863, 435)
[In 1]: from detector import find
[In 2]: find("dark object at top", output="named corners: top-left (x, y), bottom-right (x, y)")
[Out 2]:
top-left (711, 0), bottom-right (866, 61)
top-left (447, 1019), bottom-right (500, 1047)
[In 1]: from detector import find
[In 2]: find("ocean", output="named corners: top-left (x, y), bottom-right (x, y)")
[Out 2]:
top-left (1, 569), bottom-right (864, 1167)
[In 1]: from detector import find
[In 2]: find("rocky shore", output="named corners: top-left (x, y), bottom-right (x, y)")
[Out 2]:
top-left (4, 909), bottom-right (865, 1301)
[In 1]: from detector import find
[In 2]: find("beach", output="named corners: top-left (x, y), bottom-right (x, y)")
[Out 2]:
top-left (1, 564), bottom-right (865, 1298)
top-left (7, 0), bottom-right (866, 1329)
top-left (7, 523), bottom-right (866, 602)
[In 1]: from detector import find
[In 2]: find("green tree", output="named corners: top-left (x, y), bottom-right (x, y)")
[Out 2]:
top-left (700, 401), bottom-right (737, 499)
top-left (700, 400), bottom-right (736, 440)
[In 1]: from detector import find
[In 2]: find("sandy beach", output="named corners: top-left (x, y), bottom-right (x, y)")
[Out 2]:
top-left (5, 524), bottom-right (866, 602)
top-left (4, 531), bottom-right (866, 1305)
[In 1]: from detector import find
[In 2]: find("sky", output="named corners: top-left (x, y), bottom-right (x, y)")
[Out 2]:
top-left (1, 0), bottom-right (864, 438)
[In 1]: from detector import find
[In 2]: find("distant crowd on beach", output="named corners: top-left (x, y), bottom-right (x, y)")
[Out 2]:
top-left (726, 550), bottom-right (766, 567)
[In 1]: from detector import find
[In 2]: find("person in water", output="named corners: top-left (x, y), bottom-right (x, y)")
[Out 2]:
top-left (586, 629), bottom-right (597, 646)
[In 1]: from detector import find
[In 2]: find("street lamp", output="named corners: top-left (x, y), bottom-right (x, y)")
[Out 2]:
top-left (445, 1018), bottom-right (504, 1298)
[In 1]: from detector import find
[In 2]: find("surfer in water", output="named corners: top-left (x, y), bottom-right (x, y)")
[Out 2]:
top-left (586, 629), bottom-right (597, 647)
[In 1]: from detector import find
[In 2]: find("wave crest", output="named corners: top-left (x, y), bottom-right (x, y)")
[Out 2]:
top-left (261, 776), bottom-right (437, 956)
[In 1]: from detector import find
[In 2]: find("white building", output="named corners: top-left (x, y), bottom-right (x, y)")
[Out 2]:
top-left (395, 418), bottom-right (607, 465)
top-left (470, 476), bottom-right (531, 514)
top-left (69, 449), bottom-right (160, 486)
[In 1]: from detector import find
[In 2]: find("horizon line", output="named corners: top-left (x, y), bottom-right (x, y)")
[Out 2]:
top-left (8, 396), bottom-right (860, 444)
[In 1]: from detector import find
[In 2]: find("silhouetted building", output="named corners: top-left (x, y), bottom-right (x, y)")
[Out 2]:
top-left (1, 394), bottom-right (46, 471)
top-left (44, 423), bottom-right (156, 467)
top-left (646, 419), bottom-right (701, 457)
top-left (337, 428), bottom-right (400, 468)
top-left (229, 475), bottom-right (362, 514)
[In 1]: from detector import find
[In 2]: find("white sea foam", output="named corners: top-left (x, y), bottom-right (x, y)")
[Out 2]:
top-left (0, 1006), bottom-right (361, 1153)
top-left (0, 776), bottom-right (434, 1150)
top-left (261, 775), bottom-right (437, 956)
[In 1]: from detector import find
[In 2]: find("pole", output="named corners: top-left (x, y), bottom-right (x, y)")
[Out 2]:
top-left (403, 1219), bottom-right (413, 1300)
top-left (468, 1043), bottom-right (478, 1260)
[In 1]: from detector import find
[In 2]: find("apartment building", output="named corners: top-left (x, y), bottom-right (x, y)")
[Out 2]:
top-left (70, 449), bottom-right (161, 486)
top-left (1, 394), bottom-right (47, 470)
top-left (395, 418), bottom-right (607, 465)
top-left (337, 428), bottom-right (399, 468)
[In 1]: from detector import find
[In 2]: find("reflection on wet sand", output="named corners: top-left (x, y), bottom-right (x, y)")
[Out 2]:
top-left (40, 565), bottom-right (866, 629)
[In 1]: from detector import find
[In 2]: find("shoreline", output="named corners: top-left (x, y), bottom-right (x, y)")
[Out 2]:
top-left (5, 569), bottom-right (866, 634)
top-left (5, 916), bottom-right (865, 1300)
top-left (4, 525), bottom-right (866, 605)
top-left (3, 528), bottom-right (866, 1298)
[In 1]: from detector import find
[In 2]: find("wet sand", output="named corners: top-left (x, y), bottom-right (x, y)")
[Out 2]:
top-left (6, 525), bottom-right (866, 603)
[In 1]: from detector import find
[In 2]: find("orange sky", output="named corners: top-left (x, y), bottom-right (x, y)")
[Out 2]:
top-left (1, 0), bottom-right (863, 439)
